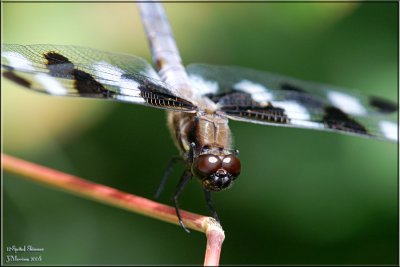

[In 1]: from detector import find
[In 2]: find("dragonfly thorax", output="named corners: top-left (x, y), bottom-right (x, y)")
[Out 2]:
top-left (167, 111), bottom-right (233, 156)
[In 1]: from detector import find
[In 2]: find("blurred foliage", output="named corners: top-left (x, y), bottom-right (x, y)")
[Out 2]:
top-left (3, 2), bottom-right (398, 265)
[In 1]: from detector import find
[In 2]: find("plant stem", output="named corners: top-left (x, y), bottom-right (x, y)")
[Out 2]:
top-left (2, 153), bottom-right (225, 266)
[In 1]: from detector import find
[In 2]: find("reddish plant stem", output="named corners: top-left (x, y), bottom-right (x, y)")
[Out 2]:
top-left (204, 219), bottom-right (225, 266)
top-left (2, 153), bottom-right (225, 266)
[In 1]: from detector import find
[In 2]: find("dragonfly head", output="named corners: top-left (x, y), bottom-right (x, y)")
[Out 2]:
top-left (192, 153), bottom-right (241, 191)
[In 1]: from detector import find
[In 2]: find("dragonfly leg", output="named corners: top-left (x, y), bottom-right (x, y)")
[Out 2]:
top-left (203, 189), bottom-right (220, 223)
top-left (155, 156), bottom-right (183, 199)
top-left (173, 170), bottom-right (193, 233)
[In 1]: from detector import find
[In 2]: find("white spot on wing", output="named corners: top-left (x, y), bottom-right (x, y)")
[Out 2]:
top-left (290, 120), bottom-right (325, 129)
top-left (93, 61), bottom-right (123, 87)
top-left (189, 74), bottom-right (219, 96)
top-left (114, 95), bottom-right (145, 103)
top-left (35, 73), bottom-right (67, 95)
top-left (271, 100), bottom-right (310, 121)
top-left (233, 80), bottom-right (273, 103)
top-left (2, 52), bottom-right (35, 71)
top-left (119, 77), bottom-right (141, 98)
top-left (327, 91), bottom-right (366, 115)
top-left (379, 121), bottom-right (398, 141)
top-left (119, 78), bottom-right (145, 103)
top-left (93, 61), bottom-right (144, 102)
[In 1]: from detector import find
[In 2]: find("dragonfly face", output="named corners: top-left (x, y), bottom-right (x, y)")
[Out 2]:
top-left (192, 151), bottom-right (241, 191)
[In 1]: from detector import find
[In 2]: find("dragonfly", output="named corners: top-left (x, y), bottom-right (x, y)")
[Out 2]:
top-left (2, 3), bottom-right (397, 232)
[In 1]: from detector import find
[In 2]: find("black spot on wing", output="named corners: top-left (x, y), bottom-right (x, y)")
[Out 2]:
top-left (43, 51), bottom-right (113, 97)
top-left (43, 52), bottom-right (74, 77)
top-left (3, 70), bottom-right (32, 88)
top-left (216, 91), bottom-right (255, 106)
top-left (215, 91), bottom-right (288, 122)
top-left (72, 69), bottom-right (113, 97)
top-left (44, 52), bottom-right (72, 65)
top-left (221, 101), bottom-right (289, 123)
top-left (204, 92), bottom-right (230, 103)
top-left (281, 83), bottom-right (305, 93)
top-left (369, 96), bottom-right (397, 113)
top-left (136, 75), bottom-right (170, 95)
top-left (132, 75), bottom-right (195, 110)
top-left (280, 83), bottom-right (325, 110)
top-left (211, 84), bottom-right (325, 111)
top-left (323, 106), bottom-right (368, 134)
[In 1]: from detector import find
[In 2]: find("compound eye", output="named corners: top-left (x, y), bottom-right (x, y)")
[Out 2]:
top-left (222, 155), bottom-right (241, 177)
top-left (193, 154), bottom-right (222, 178)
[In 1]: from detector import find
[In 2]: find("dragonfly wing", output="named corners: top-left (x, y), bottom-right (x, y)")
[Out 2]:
top-left (2, 44), bottom-right (196, 112)
top-left (187, 63), bottom-right (397, 142)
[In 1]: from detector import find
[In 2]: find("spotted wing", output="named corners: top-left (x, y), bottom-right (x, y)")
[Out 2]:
top-left (1, 44), bottom-right (196, 112)
top-left (187, 64), bottom-right (398, 142)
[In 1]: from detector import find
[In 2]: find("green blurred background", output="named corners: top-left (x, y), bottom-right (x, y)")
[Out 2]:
top-left (2, 2), bottom-right (398, 265)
